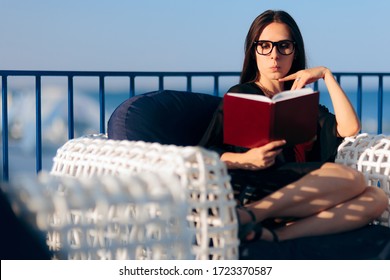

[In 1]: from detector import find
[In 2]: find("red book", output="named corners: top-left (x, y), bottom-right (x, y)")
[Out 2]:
top-left (223, 88), bottom-right (319, 148)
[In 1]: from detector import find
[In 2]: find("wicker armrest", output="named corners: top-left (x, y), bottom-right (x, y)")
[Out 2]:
top-left (50, 134), bottom-right (239, 260)
top-left (336, 133), bottom-right (390, 227)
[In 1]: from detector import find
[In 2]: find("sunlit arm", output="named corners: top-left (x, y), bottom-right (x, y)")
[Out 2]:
top-left (280, 66), bottom-right (361, 137)
top-left (323, 67), bottom-right (361, 137)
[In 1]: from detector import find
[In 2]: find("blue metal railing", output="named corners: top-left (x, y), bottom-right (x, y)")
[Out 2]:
top-left (325, 72), bottom-right (388, 136)
top-left (1, 70), bottom-right (389, 181)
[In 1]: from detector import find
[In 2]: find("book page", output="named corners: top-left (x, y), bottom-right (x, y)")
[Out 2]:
top-left (272, 88), bottom-right (315, 102)
top-left (226, 92), bottom-right (272, 102)
top-left (227, 87), bottom-right (315, 103)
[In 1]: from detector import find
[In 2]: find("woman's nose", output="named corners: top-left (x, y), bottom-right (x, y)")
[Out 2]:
top-left (270, 45), bottom-right (279, 59)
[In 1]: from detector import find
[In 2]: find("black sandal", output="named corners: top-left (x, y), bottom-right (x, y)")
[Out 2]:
top-left (236, 206), bottom-right (279, 243)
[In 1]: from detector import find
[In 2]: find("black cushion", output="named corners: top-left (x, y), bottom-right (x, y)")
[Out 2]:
top-left (239, 225), bottom-right (390, 260)
top-left (0, 188), bottom-right (51, 260)
top-left (107, 90), bottom-right (221, 146)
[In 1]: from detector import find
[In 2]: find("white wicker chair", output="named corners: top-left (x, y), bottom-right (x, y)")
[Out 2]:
top-left (50, 134), bottom-right (239, 260)
top-left (4, 171), bottom-right (193, 260)
top-left (336, 133), bottom-right (390, 227)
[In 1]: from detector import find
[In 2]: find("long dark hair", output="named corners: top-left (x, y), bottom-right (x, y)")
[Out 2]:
top-left (240, 10), bottom-right (307, 89)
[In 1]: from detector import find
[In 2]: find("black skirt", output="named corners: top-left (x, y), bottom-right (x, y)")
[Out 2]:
top-left (230, 162), bottom-right (324, 204)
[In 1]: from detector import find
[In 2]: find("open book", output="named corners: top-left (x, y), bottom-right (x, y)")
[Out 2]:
top-left (223, 88), bottom-right (319, 148)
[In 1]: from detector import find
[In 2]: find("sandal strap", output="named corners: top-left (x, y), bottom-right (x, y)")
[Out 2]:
top-left (269, 229), bottom-right (279, 242)
top-left (237, 205), bottom-right (280, 243)
top-left (236, 206), bottom-right (262, 242)
top-left (237, 205), bottom-right (256, 223)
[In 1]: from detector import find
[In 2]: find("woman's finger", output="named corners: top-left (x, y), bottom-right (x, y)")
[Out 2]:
top-left (264, 140), bottom-right (286, 150)
top-left (278, 73), bottom-right (297, 82)
top-left (294, 76), bottom-right (305, 89)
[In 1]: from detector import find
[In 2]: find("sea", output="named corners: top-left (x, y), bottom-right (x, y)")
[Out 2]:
top-left (1, 84), bottom-right (390, 181)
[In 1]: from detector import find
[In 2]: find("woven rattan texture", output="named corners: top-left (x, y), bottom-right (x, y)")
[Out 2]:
top-left (51, 134), bottom-right (239, 260)
top-left (336, 133), bottom-right (390, 226)
top-left (5, 172), bottom-right (192, 260)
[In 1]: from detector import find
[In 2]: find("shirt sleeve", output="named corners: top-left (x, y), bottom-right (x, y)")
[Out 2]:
top-left (307, 105), bottom-right (344, 162)
top-left (197, 100), bottom-right (228, 155)
top-left (198, 84), bottom-right (255, 155)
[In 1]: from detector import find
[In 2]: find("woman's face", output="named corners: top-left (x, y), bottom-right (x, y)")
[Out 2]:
top-left (256, 22), bottom-right (295, 82)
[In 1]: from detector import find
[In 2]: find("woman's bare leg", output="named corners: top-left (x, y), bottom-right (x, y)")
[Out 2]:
top-left (247, 163), bottom-right (366, 220)
top-left (239, 163), bottom-right (388, 241)
top-left (272, 186), bottom-right (388, 241)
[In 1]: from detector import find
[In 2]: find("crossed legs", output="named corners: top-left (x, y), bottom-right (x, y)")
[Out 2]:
top-left (239, 162), bottom-right (389, 242)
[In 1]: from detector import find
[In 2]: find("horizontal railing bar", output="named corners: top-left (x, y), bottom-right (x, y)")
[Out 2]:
top-left (0, 70), bottom-right (242, 77)
top-left (2, 70), bottom-right (390, 76)
top-left (328, 72), bottom-right (390, 77)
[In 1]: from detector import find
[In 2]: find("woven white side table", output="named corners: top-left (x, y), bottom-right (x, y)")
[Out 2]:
top-left (50, 134), bottom-right (239, 260)
top-left (336, 133), bottom-right (390, 226)
top-left (5, 171), bottom-right (192, 260)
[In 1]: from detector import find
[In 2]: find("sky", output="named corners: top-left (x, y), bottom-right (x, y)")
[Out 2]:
top-left (1, 0), bottom-right (390, 73)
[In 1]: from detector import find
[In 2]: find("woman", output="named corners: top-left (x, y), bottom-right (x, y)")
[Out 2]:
top-left (199, 10), bottom-right (388, 242)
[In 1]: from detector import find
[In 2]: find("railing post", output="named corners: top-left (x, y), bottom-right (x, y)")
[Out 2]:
top-left (336, 74), bottom-right (341, 84)
top-left (129, 76), bottom-right (135, 97)
top-left (357, 75), bottom-right (362, 124)
top-left (99, 76), bottom-right (105, 134)
top-left (67, 76), bottom-right (74, 139)
top-left (378, 75), bottom-right (383, 134)
top-left (35, 76), bottom-right (42, 173)
top-left (313, 80), bottom-right (319, 92)
top-left (2, 76), bottom-right (9, 181)
top-left (186, 75), bottom-right (192, 92)
top-left (213, 75), bottom-right (219, 96)
top-left (159, 75), bottom-right (164, 91)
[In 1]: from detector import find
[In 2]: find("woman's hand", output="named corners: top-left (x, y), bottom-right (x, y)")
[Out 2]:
top-left (279, 66), bottom-right (330, 90)
top-left (279, 66), bottom-right (361, 137)
top-left (221, 140), bottom-right (286, 170)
